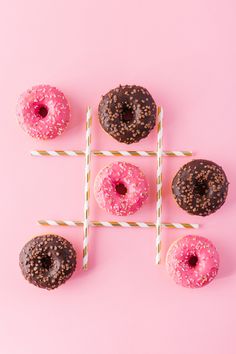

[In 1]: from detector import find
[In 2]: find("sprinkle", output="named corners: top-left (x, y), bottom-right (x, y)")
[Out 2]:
top-left (166, 235), bottom-right (220, 288)
top-left (98, 85), bottom-right (156, 144)
top-left (17, 85), bottom-right (70, 140)
top-left (172, 159), bottom-right (229, 216)
top-left (19, 234), bottom-right (76, 290)
top-left (94, 161), bottom-right (148, 216)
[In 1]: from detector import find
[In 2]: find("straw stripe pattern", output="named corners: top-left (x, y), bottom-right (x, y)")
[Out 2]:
top-left (38, 220), bottom-right (199, 229)
top-left (32, 105), bottom-right (198, 267)
top-left (82, 107), bottom-right (92, 270)
top-left (156, 107), bottom-right (163, 264)
top-left (31, 150), bottom-right (192, 157)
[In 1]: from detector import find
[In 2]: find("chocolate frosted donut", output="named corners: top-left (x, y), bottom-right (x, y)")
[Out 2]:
top-left (98, 85), bottom-right (157, 144)
top-left (19, 234), bottom-right (76, 290)
top-left (172, 159), bottom-right (229, 216)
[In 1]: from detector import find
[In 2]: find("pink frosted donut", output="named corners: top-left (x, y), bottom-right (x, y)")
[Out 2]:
top-left (166, 235), bottom-right (219, 288)
top-left (17, 85), bottom-right (70, 139)
top-left (94, 161), bottom-right (148, 216)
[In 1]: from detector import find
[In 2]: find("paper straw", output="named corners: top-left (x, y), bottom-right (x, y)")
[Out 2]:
top-left (33, 105), bottom-right (196, 267)
top-left (31, 149), bottom-right (192, 157)
top-left (156, 107), bottom-right (163, 264)
top-left (82, 107), bottom-right (92, 270)
top-left (38, 220), bottom-right (199, 229)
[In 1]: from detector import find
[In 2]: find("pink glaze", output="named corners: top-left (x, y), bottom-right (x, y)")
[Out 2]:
top-left (94, 161), bottom-right (148, 216)
top-left (166, 235), bottom-right (219, 288)
top-left (17, 85), bottom-right (70, 139)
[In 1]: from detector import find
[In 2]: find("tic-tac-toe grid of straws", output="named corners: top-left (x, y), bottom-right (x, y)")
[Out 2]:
top-left (31, 106), bottom-right (199, 270)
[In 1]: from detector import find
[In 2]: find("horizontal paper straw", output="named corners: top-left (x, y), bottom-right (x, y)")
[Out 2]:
top-left (31, 150), bottom-right (192, 157)
top-left (37, 220), bottom-right (199, 229)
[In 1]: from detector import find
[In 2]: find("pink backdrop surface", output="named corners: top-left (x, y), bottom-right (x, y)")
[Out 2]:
top-left (0, 1), bottom-right (236, 353)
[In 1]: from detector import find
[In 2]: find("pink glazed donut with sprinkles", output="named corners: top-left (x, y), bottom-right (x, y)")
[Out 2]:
top-left (94, 161), bottom-right (148, 216)
top-left (17, 85), bottom-right (70, 139)
top-left (166, 235), bottom-right (219, 288)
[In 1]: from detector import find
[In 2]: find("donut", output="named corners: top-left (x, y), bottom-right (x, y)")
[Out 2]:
top-left (94, 161), bottom-right (148, 216)
top-left (17, 85), bottom-right (70, 139)
top-left (19, 234), bottom-right (76, 290)
top-left (166, 235), bottom-right (219, 288)
top-left (98, 85), bottom-right (157, 144)
top-left (172, 159), bottom-right (229, 216)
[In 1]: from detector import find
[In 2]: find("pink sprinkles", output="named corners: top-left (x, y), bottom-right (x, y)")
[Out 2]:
top-left (17, 84), bottom-right (70, 140)
top-left (94, 161), bottom-right (149, 216)
top-left (166, 235), bottom-right (219, 288)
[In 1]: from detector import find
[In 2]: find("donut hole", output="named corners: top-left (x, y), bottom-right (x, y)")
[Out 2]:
top-left (41, 255), bottom-right (52, 270)
top-left (193, 180), bottom-right (208, 196)
top-left (121, 105), bottom-right (134, 123)
top-left (36, 104), bottom-right (48, 118)
top-left (188, 255), bottom-right (198, 268)
top-left (116, 183), bottom-right (127, 195)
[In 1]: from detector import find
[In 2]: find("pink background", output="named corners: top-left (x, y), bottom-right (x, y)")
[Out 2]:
top-left (1, 1), bottom-right (236, 353)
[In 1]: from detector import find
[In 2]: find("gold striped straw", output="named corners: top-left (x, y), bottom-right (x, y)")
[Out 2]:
top-left (82, 107), bottom-right (92, 270)
top-left (156, 107), bottom-right (163, 264)
top-left (31, 150), bottom-right (192, 157)
top-left (38, 219), bottom-right (199, 229)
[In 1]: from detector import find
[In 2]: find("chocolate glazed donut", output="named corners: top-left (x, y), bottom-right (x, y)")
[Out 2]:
top-left (98, 85), bottom-right (157, 144)
top-left (172, 159), bottom-right (229, 216)
top-left (19, 234), bottom-right (76, 290)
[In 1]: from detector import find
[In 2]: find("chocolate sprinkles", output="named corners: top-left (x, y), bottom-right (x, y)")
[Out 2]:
top-left (172, 159), bottom-right (229, 216)
top-left (98, 85), bottom-right (157, 144)
top-left (19, 234), bottom-right (76, 290)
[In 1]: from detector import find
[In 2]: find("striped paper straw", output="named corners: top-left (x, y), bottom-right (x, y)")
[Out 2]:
top-left (82, 107), bottom-right (92, 270)
top-left (31, 149), bottom-right (192, 157)
top-left (156, 107), bottom-right (163, 264)
top-left (94, 150), bottom-right (192, 157)
top-left (38, 220), bottom-right (199, 229)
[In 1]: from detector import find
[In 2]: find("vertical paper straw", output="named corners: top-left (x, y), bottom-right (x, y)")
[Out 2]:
top-left (82, 107), bottom-right (92, 270)
top-left (156, 107), bottom-right (163, 264)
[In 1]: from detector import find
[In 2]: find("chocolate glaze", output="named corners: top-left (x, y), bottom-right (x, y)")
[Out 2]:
top-left (172, 159), bottom-right (229, 216)
top-left (19, 234), bottom-right (76, 290)
top-left (98, 85), bottom-right (157, 144)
